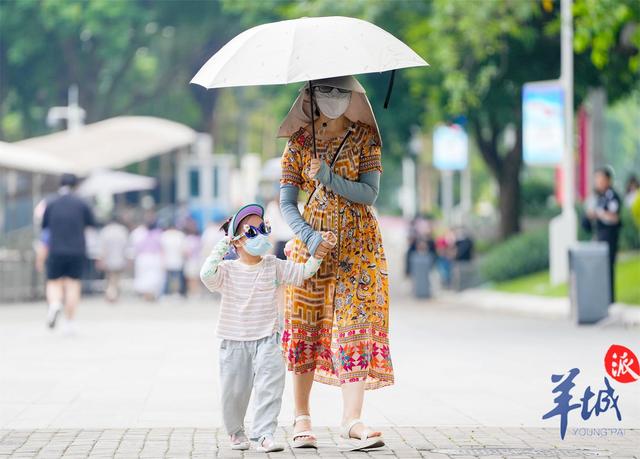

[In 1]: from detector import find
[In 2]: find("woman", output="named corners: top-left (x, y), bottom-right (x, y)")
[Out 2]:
top-left (182, 218), bottom-right (203, 297)
top-left (278, 75), bottom-right (393, 451)
top-left (130, 220), bottom-right (165, 301)
top-left (98, 216), bottom-right (130, 302)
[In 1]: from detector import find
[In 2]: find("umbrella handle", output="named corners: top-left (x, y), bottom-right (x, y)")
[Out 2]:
top-left (383, 69), bottom-right (396, 109)
top-left (309, 80), bottom-right (318, 159)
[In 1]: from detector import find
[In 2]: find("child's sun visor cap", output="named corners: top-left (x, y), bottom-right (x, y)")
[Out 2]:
top-left (229, 204), bottom-right (265, 238)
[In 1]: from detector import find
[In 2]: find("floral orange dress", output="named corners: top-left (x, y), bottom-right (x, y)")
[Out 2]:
top-left (280, 120), bottom-right (393, 390)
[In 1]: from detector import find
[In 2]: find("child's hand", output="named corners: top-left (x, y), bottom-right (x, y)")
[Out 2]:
top-left (212, 236), bottom-right (232, 257)
top-left (284, 239), bottom-right (295, 258)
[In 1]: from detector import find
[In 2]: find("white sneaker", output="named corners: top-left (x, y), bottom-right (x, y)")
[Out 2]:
top-left (47, 303), bottom-right (62, 329)
top-left (60, 318), bottom-right (77, 337)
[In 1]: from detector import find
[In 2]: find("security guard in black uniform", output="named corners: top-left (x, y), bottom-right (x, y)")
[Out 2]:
top-left (586, 167), bottom-right (622, 303)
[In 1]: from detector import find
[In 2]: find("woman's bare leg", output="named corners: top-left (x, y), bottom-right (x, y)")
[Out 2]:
top-left (293, 371), bottom-right (315, 437)
top-left (340, 380), bottom-right (381, 438)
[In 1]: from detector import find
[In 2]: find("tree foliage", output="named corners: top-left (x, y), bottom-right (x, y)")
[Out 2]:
top-left (0, 0), bottom-right (243, 139)
top-left (1, 0), bottom-right (637, 226)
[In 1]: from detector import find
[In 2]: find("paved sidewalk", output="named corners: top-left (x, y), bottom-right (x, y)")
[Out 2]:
top-left (1, 426), bottom-right (638, 458)
top-left (2, 296), bottom-right (639, 430)
top-left (1, 220), bottom-right (638, 458)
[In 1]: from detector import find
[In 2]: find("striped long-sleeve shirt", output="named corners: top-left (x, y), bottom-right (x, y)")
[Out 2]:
top-left (200, 237), bottom-right (322, 341)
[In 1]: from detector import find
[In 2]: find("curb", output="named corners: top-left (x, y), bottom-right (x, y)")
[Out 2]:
top-left (438, 288), bottom-right (640, 326)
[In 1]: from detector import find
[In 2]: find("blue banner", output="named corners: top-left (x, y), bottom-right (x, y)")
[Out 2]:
top-left (523, 80), bottom-right (564, 166)
top-left (433, 123), bottom-right (468, 170)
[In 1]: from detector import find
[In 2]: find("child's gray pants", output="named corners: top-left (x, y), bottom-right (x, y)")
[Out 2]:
top-left (218, 330), bottom-right (285, 441)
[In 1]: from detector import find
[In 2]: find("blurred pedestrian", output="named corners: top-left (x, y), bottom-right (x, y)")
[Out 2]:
top-left (132, 220), bottom-right (164, 301)
top-left (161, 221), bottom-right (186, 297)
top-left (453, 227), bottom-right (474, 261)
top-left (625, 175), bottom-right (640, 228)
top-left (624, 174), bottom-right (639, 207)
top-left (98, 216), bottom-right (130, 302)
top-left (265, 198), bottom-right (294, 259)
top-left (34, 228), bottom-right (50, 275)
top-left (435, 227), bottom-right (456, 289)
top-left (585, 167), bottom-right (622, 303)
top-left (42, 173), bottom-right (96, 334)
top-left (182, 218), bottom-right (202, 297)
top-left (406, 216), bottom-right (436, 277)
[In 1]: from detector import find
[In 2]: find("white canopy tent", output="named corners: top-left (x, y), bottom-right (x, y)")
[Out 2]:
top-left (16, 116), bottom-right (197, 176)
top-left (0, 141), bottom-right (74, 174)
top-left (77, 169), bottom-right (157, 197)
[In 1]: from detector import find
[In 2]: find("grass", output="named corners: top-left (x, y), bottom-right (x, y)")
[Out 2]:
top-left (494, 253), bottom-right (640, 306)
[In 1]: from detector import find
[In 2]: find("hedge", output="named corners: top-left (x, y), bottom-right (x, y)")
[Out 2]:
top-left (479, 228), bottom-right (549, 283)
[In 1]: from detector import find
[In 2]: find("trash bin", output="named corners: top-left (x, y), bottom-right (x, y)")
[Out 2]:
top-left (410, 252), bottom-right (432, 298)
top-left (569, 241), bottom-right (610, 325)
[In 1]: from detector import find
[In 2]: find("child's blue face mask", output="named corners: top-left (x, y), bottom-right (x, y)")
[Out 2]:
top-left (241, 233), bottom-right (272, 256)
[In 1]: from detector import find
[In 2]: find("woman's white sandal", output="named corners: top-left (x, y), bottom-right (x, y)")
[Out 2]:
top-left (339, 418), bottom-right (385, 451)
top-left (291, 414), bottom-right (318, 448)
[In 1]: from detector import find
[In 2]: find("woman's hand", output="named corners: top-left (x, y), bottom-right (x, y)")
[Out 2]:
top-left (313, 232), bottom-right (336, 259)
top-left (314, 240), bottom-right (331, 259)
top-left (308, 158), bottom-right (323, 179)
top-left (321, 231), bottom-right (337, 247)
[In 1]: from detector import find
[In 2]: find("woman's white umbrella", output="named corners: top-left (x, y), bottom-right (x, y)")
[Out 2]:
top-left (191, 16), bottom-right (427, 88)
top-left (191, 16), bottom-right (428, 157)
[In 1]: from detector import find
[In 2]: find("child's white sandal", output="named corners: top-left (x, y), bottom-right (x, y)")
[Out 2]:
top-left (291, 414), bottom-right (318, 448)
top-left (256, 435), bottom-right (284, 453)
top-left (229, 432), bottom-right (250, 450)
top-left (339, 418), bottom-right (385, 451)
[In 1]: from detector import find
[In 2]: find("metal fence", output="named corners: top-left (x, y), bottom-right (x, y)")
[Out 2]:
top-left (0, 226), bottom-right (44, 303)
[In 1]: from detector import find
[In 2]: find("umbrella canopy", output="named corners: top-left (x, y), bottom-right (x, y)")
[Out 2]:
top-left (77, 169), bottom-right (156, 197)
top-left (191, 16), bottom-right (428, 89)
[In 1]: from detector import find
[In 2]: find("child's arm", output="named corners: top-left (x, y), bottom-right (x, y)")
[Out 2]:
top-left (200, 236), bottom-right (231, 292)
top-left (276, 232), bottom-right (336, 286)
top-left (301, 256), bottom-right (323, 280)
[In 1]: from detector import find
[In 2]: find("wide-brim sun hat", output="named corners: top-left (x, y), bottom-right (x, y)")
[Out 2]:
top-left (277, 75), bottom-right (382, 145)
top-left (230, 203), bottom-right (265, 237)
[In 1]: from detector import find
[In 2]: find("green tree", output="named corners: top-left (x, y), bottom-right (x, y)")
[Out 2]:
top-left (0, 0), bottom-right (242, 139)
top-left (403, 0), bottom-right (638, 238)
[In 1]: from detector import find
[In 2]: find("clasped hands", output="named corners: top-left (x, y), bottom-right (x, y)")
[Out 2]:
top-left (284, 231), bottom-right (337, 259)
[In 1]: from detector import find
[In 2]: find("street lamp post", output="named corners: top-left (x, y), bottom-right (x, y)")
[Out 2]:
top-left (550, 0), bottom-right (578, 284)
top-left (405, 125), bottom-right (423, 218)
top-left (46, 85), bottom-right (86, 132)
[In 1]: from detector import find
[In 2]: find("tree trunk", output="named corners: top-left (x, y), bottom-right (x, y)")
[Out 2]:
top-left (497, 162), bottom-right (521, 238)
top-left (471, 115), bottom-right (523, 240)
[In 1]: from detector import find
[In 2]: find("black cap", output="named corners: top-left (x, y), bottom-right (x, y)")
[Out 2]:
top-left (60, 173), bottom-right (78, 187)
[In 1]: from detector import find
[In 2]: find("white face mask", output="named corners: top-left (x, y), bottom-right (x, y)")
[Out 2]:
top-left (314, 89), bottom-right (351, 119)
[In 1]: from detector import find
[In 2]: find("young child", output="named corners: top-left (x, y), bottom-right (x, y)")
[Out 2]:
top-left (200, 203), bottom-right (336, 452)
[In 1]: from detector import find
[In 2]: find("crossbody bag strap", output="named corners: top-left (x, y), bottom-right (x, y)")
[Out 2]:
top-left (304, 126), bottom-right (353, 208)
